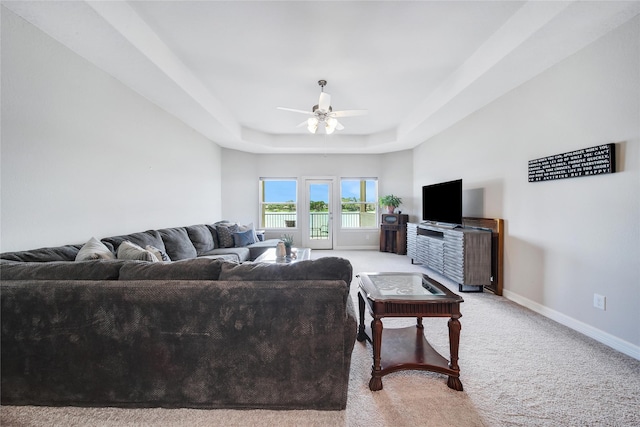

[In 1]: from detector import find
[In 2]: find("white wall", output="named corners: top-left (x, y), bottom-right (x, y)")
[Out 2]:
top-left (221, 149), bottom-right (413, 249)
top-left (412, 17), bottom-right (639, 356)
top-left (1, 9), bottom-right (223, 251)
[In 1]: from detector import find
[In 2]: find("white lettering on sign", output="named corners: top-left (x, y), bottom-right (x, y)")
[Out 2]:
top-left (528, 144), bottom-right (615, 182)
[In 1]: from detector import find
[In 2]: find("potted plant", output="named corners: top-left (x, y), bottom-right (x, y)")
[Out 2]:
top-left (379, 194), bottom-right (402, 214)
top-left (281, 234), bottom-right (294, 257)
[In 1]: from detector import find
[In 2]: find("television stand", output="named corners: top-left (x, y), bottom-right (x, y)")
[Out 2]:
top-left (407, 222), bottom-right (492, 292)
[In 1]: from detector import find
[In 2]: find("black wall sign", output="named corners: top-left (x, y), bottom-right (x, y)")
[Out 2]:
top-left (528, 143), bottom-right (616, 182)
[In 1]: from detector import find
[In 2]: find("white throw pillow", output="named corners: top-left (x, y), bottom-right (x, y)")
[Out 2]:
top-left (146, 245), bottom-right (171, 262)
top-left (117, 241), bottom-right (159, 262)
top-left (76, 237), bottom-right (115, 261)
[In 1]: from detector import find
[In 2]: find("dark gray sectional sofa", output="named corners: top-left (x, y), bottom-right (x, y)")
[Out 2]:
top-left (0, 224), bottom-right (358, 410)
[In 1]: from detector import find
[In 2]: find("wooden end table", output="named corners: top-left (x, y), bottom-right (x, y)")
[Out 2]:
top-left (356, 272), bottom-right (464, 391)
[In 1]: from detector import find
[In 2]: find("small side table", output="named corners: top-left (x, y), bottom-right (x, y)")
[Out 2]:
top-left (356, 272), bottom-right (464, 391)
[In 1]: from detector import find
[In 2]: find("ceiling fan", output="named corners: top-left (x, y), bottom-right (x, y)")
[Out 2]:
top-left (277, 80), bottom-right (368, 134)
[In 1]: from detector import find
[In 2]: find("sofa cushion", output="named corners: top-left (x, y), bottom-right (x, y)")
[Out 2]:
top-left (198, 254), bottom-right (240, 262)
top-left (233, 229), bottom-right (256, 247)
top-left (119, 258), bottom-right (225, 281)
top-left (117, 241), bottom-right (159, 262)
top-left (75, 237), bottom-right (115, 261)
top-left (0, 259), bottom-right (126, 280)
top-left (101, 230), bottom-right (165, 255)
top-left (158, 227), bottom-right (197, 260)
top-left (199, 247), bottom-right (251, 263)
top-left (0, 245), bottom-right (82, 262)
top-left (185, 224), bottom-right (216, 255)
top-left (216, 223), bottom-right (238, 248)
top-left (219, 257), bottom-right (353, 286)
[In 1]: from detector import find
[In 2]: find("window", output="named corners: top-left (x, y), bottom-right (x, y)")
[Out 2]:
top-left (259, 178), bottom-right (297, 229)
top-left (340, 178), bottom-right (378, 228)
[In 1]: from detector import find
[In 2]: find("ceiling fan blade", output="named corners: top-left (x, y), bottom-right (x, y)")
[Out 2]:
top-left (318, 92), bottom-right (331, 112)
top-left (277, 107), bottom-right (313, 115)
top-left (330, 109), bottom-right (368, 118)
top-left (335, 120), bottom-right (345, 130)
top-left (296, 120), bottom-right (308, 128)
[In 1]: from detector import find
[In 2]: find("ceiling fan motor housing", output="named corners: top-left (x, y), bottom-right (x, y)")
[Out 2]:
top-left (312, 104), bottom-right (332, 113)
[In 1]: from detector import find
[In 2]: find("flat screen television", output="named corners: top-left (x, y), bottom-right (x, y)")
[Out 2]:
top-left (422, 179), bottom-right (462, 226)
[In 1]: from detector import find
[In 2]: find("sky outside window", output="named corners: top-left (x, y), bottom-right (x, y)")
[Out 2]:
top-left (309, 184), bottom-right (329, 203)
top-left (263, 180), bottom-right (296, 202)
top-left (341, 179), bottom-right (377, 202)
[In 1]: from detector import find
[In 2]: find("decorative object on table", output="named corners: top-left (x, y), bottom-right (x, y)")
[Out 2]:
top-left (275, 241), bottom-right (286, 260)
top-left (281, 234), bottom-right (294, 258)
top-left (379, 194), bottom-right (402, 214)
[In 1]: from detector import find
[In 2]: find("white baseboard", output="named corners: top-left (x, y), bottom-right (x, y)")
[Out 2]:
top-left (503, 289), bottom-right (640, 361)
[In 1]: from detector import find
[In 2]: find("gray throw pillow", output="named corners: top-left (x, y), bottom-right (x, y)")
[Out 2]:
top-left (206, 225), bottom-right (219, 249)
top-left (185, 224), bottom-right (216, 255)
top-left (216, 224), bottom-right (239, 248)
top-left (158, 227), bottom-right (197, 260)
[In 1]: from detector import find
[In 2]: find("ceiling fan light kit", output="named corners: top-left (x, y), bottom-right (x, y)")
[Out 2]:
top-left (277, 80), bottom-right (367, 135)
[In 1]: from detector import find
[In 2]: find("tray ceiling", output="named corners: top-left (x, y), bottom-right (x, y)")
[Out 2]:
top-left (3, 1), bottom-right (639, 153)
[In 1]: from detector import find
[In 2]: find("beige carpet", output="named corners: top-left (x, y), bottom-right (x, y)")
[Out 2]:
top-left (2, 250), bottom-right (639, 426)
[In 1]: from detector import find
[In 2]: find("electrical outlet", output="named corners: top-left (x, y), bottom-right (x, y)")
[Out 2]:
top-left (593, 294), bottom-right (606, 311)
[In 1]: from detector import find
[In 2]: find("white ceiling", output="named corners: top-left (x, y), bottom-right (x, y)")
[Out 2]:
top-left (3, 1), bottom-right (640, 154)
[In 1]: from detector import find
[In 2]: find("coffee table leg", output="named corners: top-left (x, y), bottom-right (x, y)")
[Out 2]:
top-left (369, 317), bottom-right (383, 391)
top-left (357, 292), bottom-right (367, 342)
top-left (447, 316), bottom-right (463, 391)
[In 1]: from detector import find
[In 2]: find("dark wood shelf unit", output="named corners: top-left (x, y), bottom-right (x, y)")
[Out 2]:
top-left (379, 214), bottom-right (409, 255)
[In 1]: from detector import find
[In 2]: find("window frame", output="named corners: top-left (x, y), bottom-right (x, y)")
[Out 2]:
top-left (259, 178), bottom-right (298, 229)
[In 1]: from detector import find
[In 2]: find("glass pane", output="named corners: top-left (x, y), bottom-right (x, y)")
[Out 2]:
top-left (309, 183), bottom-right (329, 240)
top-left (263, 180), bottom-right (296, 203)
top-left (340, 179), bottom-right (377, 228)
top-left (369, 274), bottom-right (446, 296)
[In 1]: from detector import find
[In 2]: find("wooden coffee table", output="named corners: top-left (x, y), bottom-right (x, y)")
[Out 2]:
top-left (356, 272), bottom-right (464, 391)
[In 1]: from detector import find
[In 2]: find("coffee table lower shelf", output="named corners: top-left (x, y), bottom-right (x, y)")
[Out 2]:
top-left (357, 324), bottom-right (463, 391)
